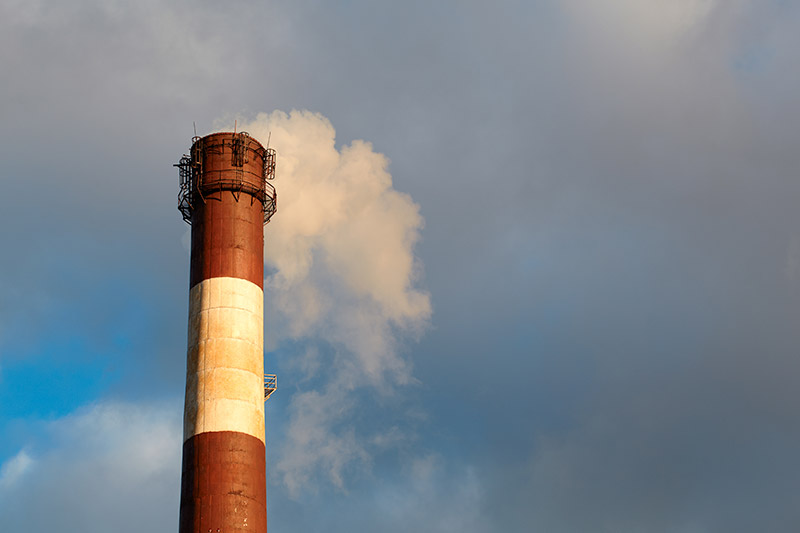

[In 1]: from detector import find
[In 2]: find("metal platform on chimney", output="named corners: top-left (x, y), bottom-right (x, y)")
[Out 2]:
top-left (264, 374), bottom-right (277, 400)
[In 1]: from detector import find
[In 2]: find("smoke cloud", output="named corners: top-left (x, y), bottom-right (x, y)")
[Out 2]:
top-left (235, 110), bottom-right (431, 495)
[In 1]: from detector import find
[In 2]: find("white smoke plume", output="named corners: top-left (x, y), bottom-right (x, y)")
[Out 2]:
top-left (234, 110), bottom-right (431, 495)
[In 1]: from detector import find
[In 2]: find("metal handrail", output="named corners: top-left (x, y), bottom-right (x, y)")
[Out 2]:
top-left (264, 374), bottom-right (277, 400)
top-left (176, 133), bottom-right (278, 225)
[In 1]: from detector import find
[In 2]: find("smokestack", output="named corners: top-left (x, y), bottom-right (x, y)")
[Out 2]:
top-left (176, 131), bottom-right (277, 533)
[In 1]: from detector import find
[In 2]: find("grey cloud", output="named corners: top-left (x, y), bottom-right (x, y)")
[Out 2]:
top-left (0, 401), bottom-right (182, 532)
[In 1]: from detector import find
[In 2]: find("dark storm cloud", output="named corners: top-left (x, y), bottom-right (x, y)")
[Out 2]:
top-left (453, 2), bottom-right (800, 531)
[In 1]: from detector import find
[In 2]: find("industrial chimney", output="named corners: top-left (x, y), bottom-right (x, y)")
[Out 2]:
top-left (176, 131), bottom-right (278, 533)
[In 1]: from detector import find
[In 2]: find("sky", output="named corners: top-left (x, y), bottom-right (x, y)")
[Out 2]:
top-left (1, 0), bottom-right (800, 531)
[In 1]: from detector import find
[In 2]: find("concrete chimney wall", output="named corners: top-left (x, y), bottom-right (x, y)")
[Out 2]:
top-left (177, 132), bottom-right (275, 533)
